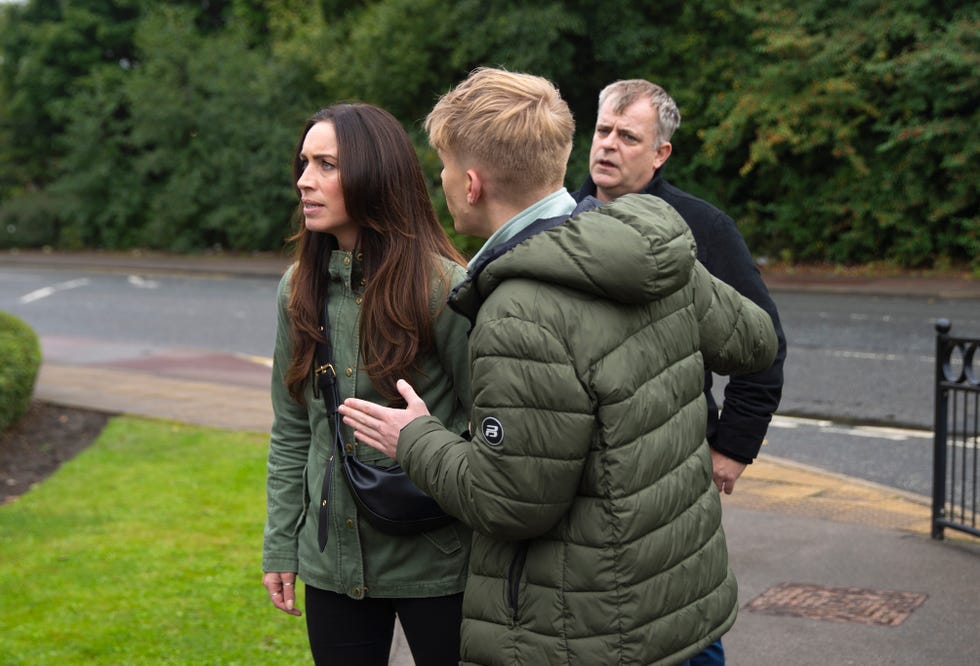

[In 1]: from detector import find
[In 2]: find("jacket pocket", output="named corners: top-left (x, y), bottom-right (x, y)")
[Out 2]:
top-left (353, 443), bottom-right (394, 466)
top-left (507, 541), bottom-right (530, 624)
top-left (421, 521), bottom-right (464, 555)
top-left (295, 463), bottom-right (311, 534)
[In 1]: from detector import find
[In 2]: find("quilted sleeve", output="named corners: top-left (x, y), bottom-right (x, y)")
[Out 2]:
top-left (693, 261), bottom-right (778, 377)
top-left (398, 286), bottom-right (594, 541)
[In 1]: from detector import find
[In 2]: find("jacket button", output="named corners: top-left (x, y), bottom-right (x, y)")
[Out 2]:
top-left (346, 519), bottom-right (354, 528)
top-left (321, 499), bottom-right (327, 507)
top-left (343, 256), bottom-right (351, 266)
top-left (345, 443), bottom-right (354, 454)
top-left (345, 367), bottom-right (353, 377)
top-left (352, 587), bottom-right (362, 598)
top-left (355, 296), bottom-right (363, 305)
top-left (356, 252), bottom-right (364, 262)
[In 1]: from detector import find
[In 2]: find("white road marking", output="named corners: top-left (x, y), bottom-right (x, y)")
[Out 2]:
top-left (18, 278), bottom-right (90, 304)
top-left (825, 349), bottom-right (933, 363)
top-left (770, 415), bottom-right (932, 441)
top-left (771, 415), bottom-right (834, 428)
top-left (127, 275), bottom-right (159, 288)
top-left (772, 417), bottom-right (976, 450)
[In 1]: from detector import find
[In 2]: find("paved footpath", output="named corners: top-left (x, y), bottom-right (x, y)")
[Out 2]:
top-left (11, 250), bottom-right (980, 664)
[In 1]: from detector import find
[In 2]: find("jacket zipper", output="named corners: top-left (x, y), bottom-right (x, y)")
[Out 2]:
top-left (507, 541), bottom-right (530, 623)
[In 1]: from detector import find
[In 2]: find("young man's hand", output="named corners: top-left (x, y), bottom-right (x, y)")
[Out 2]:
top-left (338, 379), bottom-right (430, 458)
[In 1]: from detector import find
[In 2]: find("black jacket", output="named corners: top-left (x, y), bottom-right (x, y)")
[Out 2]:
top-left (573, 171), bottom-right (786, 463)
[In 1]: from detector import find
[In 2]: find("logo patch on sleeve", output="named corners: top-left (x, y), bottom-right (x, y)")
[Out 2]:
top-left (481, 416), bottom-right (504, 446)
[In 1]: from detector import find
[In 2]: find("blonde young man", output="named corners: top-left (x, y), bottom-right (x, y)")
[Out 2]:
top-left (339, 67), bottom-right (778, 665)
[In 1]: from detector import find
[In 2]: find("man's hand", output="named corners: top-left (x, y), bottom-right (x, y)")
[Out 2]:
top-left (710, 448), bottom-right (747, 495)
top-left (338, 379), bottom-right (430, 458)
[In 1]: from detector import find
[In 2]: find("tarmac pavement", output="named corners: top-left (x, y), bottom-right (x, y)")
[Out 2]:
top-left (6, 249), bottom-right (980, 665)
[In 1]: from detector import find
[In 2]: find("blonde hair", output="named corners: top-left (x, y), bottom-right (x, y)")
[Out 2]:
top-left (598, 79), bottom-right (681, 146)
top-left (425, 67), bottom-right (574, 194)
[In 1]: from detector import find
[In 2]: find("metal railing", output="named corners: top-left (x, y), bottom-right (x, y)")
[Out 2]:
top-left (932, 319), bottom-right (980, 540)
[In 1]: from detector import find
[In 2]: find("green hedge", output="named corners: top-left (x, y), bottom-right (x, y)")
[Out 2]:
top-left (0, 311), bottom-right (41, 432)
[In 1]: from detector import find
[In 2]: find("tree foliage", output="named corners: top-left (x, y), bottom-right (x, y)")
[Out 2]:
top-left (694, 0), bottom-right (979, 267)
top-left (0, 0), bottom-right (141, 191)
top-left (0, 0), bottom-right (976, 268)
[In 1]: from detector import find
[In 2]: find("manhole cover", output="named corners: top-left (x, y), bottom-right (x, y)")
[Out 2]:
top-left (745, 583), bottom-right (927, 626)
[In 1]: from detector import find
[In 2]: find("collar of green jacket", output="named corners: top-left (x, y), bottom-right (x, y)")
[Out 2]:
top-left (450, 193), bottom-right (697, 321)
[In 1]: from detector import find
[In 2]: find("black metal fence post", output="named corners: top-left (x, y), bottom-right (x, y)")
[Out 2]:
top-left (933, 319), bottom-right (951, 540)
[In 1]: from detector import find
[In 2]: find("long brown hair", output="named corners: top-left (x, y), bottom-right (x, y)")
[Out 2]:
top-left (284, 104), bottom-right (465, 403)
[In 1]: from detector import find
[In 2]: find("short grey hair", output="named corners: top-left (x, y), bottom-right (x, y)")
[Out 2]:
top-left (597, 80), bottom-right (681, 146)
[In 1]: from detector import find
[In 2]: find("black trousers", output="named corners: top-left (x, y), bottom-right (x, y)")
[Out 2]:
top-left (305, 584), bottom-right (463, 665)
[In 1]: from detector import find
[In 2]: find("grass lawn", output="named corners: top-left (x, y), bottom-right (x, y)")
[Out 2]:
top-left (0, 416), bottom-right (309, 664)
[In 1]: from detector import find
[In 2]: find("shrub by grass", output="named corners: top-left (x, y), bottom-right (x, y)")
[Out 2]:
top-left (0, 416), bottom-right (309, 664)
top-left (0, 311), bottom-right (41, 433)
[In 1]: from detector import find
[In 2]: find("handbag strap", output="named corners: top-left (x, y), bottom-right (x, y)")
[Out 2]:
top-left (315, 297), bottom-right (345, 551)
top-left (314, 298), bottom-right (343, 448)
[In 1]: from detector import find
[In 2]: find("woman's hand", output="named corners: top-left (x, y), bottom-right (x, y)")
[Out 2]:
top-left (339, 379), bottom-right (429, 458)
top-left (262, 571), bottom-right (302, 616)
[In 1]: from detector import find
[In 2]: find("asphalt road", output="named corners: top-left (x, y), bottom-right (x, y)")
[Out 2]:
top-left (769, 290), bottom-right (980, 429)
top-left (2, 261), bottom-right (979, 497)
top-left (1, 266), bottom-right (279, 356)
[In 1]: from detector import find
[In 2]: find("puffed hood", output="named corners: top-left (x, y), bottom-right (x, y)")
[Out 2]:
top-left (451, 193), bottom-right (697, 320)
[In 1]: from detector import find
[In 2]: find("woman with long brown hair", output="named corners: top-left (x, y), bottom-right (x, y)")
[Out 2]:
top-left (261, 103), bottom-right (470, 664)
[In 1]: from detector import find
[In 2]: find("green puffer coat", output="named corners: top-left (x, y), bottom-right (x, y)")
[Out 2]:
top-left (398, 194), bottom-right (778, 665)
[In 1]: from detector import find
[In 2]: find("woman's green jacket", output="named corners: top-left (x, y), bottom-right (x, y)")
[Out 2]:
top-left (262, 250), bottom-right (472, 599)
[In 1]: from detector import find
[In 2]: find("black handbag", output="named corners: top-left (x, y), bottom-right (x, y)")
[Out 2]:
top-left (315, 299), bottom-right (453, 551)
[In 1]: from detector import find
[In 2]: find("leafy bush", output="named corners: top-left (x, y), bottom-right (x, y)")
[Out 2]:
top-left (692, 1), bottom-right (980, 269)
top-left (0, 311), bottom-right (41, 432)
